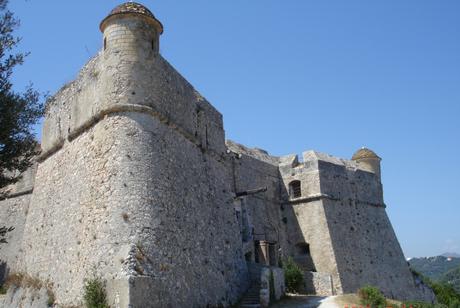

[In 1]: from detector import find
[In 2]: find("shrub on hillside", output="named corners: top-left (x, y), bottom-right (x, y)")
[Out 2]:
top-left (430, 281), bottom-right (460, 308)
top-left (400, 301), bottom-right (447, 308)
top-left (358, 285), bottom-right (386, 308)
top-left (282, 257), bottom-right (304, 293)
top-left (83, 277), bottom-right (109, 308)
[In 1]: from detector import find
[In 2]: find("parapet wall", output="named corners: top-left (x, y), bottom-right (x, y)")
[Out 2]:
top-left (42, 33), bottom-right (225, 163)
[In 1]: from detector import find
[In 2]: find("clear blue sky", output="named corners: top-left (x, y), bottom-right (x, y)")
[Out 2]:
top-left (8, 1), bottom-right (460, 258)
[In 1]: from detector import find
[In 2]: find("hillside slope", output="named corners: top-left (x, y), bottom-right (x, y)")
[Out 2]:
top-left (409, 256), bottom-right (460, 280)
top-left (441, 266), bottom-right (460, 293)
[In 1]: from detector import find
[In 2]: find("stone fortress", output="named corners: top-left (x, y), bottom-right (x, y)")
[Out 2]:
top-left (0, 2), bottom-right (434, 307)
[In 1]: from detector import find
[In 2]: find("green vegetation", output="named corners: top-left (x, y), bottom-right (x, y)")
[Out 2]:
top-left (0, 285), bottom-right (6, 294)
top-left (441, 266), bottom-right (460, 294)
top-left (430, 280), bottom-right (460, 308)
top-left (358, 285), bottom-right (386, 308)
top-left (282, 257), bottom-right (304, 293)
top-left (358, 281), bottom-right (460, 308)
top-left (83, 277), bottom-right (109, 308)
top-left (399, 301), bottom-right (447, 308)
top-left (410, 268), bottom-right (460, 308)
top-left (0, 0), bottom-right (43, 191)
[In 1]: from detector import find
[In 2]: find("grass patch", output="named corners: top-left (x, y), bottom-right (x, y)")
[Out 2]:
top-left (3, 272), bottom-right (55, 306)
top-left (83, 277), bottom-right (109, 308)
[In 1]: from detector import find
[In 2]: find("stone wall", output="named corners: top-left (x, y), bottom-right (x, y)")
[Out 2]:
top-left (21, 111), bottom-right (248, 307)
top-left (304, 271), bottom-right (334, 296)
top-left (280, 150), bottom-right (434, 301)
top-left (6, 12), bottom-right (248, 307)
top-left (280, 152), bottom-right (342, 293)
top-left (226, 141), bottom-right (288, 265)
top-left (316, 155), bottom-right (430, 301)
top-left (0, 194), bottom-right (30, 276)
top-left (0, 162), bottom-right (37, 279)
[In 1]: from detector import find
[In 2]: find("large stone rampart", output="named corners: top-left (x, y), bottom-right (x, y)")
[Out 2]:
top-left (5, 14), bottom-right (246, 307)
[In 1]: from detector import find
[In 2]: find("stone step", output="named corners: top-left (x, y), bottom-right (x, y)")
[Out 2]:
top-left (238, 282), bottom-right (261, 308)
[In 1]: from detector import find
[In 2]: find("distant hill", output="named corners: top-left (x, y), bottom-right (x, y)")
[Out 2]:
top-left (442, 252), bottom-right (460, 258)
top-left (409, 255), bottom-right (460, 280)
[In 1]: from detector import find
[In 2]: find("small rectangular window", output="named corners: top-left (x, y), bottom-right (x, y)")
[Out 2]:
top-left (289, 180), bottom-right (301, 198)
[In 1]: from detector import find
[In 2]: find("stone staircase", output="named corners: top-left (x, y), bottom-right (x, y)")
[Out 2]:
top-left (238, 262), bottom-right (265, 308)
top-left (238, 281), bottom-right (261, 308)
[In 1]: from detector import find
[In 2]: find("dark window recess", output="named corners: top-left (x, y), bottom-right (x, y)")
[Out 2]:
top-left (289, 180), bottom-right (301, 198)
top-left (104, 37), bottom-right (107, 50)
top-left (295, 242), bottom-right (310, 255)
top-left (152, 39), bottom-right (155, 50)
top-left (254, 241), bottom-right (260, 263)
top-left (245, 251), bottom-right (252, 262)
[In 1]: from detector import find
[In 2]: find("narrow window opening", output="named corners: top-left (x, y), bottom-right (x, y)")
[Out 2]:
top-left (152, 39), bottom-right (155, 51)
top-left (104, 37), bottom-right (107, 50)
top-left (289, 180), bottom-right (301, 198)
top-left (294, 242), bottom-right (316, 271)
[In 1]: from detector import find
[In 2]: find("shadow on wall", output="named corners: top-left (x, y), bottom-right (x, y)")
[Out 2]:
top-left (0, 261), bottom-right (7, 286)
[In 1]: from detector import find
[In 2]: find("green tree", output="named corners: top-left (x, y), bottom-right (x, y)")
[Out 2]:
top-left (0, 0), bottom-right (43, 192)
top-left (282, 257), bottom-right (304, 293)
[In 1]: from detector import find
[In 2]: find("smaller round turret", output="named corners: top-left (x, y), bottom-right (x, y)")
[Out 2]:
top-left (100, 2), bottom-right (163, 57)
top-left (352, 147), bottom-right (381, 178)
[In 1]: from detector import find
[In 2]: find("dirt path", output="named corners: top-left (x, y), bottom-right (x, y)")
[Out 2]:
top-left (270, 294), bottom-right (359, 308)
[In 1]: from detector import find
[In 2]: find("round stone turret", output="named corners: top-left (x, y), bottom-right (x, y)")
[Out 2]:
top-left (100, 2), bottom-right (163, 57)
top-left (352, 147), bottom-right (382, 178)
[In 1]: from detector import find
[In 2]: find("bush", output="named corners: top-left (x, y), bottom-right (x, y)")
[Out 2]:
top-left (358, 285), bottom-right (386, 308)
top-left (430, 281), bottom-right (460, 308)
top-left (282, 257), bottom-right (304, 293)
top-left (83, 277), bottom-right (109, 308)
